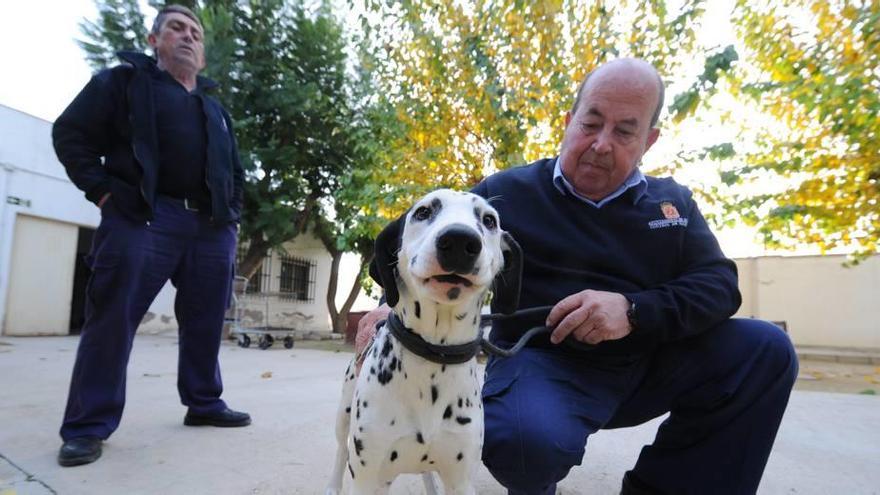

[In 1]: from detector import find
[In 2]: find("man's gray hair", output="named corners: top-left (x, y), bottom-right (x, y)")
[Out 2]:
top-left (151, 4), bottom-right (203, 35)
top-left (570, 64), bottom-right (666, 128)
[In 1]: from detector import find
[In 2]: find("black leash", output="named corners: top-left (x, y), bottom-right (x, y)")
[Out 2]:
top-left (479, 325), bottom-right (552, 358)
top-left (386, 306), bottom-right (565, 364)
top-left (478, 305), bottom-right (556, 358)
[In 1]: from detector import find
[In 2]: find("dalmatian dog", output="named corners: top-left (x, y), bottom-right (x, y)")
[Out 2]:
top-left (326, 189), bottom-right (521, 495)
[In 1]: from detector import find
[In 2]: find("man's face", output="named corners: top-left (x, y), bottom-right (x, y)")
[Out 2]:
top-left (558, 69), bottom-right (661, 201)
top-left (148, 12), bottom-right (205, 74)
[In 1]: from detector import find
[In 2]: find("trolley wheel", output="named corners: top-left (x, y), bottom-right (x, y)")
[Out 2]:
top-left (238, 334), bottom-right (251, 348)
top-left (259, 334), bottom-right (274, 350)
top-left (283, 336), bottom-right (295, 349)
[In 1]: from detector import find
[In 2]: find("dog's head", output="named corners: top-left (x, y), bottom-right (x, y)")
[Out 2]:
top-left (370, 189), bottom-right (521, 313)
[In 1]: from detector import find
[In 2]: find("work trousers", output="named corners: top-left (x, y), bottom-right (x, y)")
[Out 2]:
top-left (482, 318), bottom-right (798, 494)
top-left (60, 196), bottom-right (237, 441)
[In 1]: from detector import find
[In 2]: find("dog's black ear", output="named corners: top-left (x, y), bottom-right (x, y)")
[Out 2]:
top-left (492, 231), bottom-right (523, 315)
top-left (369, 212), bottom-right (406, 307)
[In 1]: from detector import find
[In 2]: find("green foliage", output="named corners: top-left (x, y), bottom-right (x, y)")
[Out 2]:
top-left (703, 143), bottom-right (736, 161)
top-left (78, 0), bottom-right (148, 70)
top-left (668, 45), bottom-right (738, 123)
top-left (350, 0), bottom-right (708, 219)
top-left (200, 0), bottom-right (373, 273)
top-left (721, 0), bottom-right (880, 260)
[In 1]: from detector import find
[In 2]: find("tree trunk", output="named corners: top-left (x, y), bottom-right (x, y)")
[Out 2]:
top-left (237, 237), bottom-right (271, 281)
top-left (326, 251), bottom-right (369, 335)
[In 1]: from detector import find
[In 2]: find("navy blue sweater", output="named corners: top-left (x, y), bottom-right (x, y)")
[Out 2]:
top-left (472, 158), bottom-right (741, 356)
top-left (153, 69), bottom-right (211, 204)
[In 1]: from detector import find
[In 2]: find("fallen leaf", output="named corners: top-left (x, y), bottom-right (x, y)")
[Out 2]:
top-left (261, 371), bottom-right (273, 379)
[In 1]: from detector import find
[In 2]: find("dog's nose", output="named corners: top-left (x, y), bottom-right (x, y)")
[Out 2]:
top-left (436, 225), bottom-right (482, 273)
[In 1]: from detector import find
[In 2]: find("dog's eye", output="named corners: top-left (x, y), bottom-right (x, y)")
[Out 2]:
top-left (482, 214), bottom-right (497, 230)
top-left (413, 206), bottom-right (431, 221)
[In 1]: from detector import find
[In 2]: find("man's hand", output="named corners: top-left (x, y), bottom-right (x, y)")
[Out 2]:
top-left (546, 290), bottom-right (632, 345)
top-left (355, 303), bottom-right (391, 356)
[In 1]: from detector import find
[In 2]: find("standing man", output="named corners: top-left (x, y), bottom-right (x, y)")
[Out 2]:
top-left (53, 5), bottom-right (249, 467)
top-left (357, 58), bottom-right (798, 494)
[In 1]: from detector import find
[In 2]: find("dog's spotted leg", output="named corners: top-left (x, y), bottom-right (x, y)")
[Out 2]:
top-left (325, 359), bottom-right (357, 495)
top-left (436, 448), bottom-right (480, 495)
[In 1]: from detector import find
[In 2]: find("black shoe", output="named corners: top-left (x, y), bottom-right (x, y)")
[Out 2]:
top-left (58, 436), bottom-right (102, 467)
top-left (183, 407), bottom-right (251, 427)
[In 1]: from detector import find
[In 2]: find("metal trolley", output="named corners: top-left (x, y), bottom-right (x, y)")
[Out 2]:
top-left (227, 276), bottom-right (297, 350)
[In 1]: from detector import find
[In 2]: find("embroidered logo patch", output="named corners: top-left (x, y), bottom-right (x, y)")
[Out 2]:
top-left (660, 201), bottom-right (680, 219)
top-left (648, 201), bottom-right (688, 229)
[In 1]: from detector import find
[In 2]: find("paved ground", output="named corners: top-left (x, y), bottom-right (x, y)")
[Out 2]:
top-left (1, 334), bottom-right (878, 495)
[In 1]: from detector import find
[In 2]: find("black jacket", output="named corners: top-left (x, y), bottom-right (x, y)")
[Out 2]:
top-left (53, 51), bottom-right (243, 223)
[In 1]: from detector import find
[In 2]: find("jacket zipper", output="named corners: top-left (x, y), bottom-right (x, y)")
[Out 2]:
top-left (202, 95), bottom-right (215, 224)
top-left (130, 142), bottom-right (152, 225)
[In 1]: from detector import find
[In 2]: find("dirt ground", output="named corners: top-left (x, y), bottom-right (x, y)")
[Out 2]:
top-left (794, 360), bottom-right (880, 395)
top-left (291, 339), bottom-right (880, 396)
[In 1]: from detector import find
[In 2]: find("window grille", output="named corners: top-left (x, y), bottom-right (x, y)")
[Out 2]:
top-left (278, 255), bottom-right (316, 302)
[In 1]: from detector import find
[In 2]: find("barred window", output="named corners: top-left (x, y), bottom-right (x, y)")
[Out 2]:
top-left (279, 256), bottom-right (316, 302)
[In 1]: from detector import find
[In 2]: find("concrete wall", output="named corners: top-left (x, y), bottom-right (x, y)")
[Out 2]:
top-left (734, 254), bottom-right (880, 349)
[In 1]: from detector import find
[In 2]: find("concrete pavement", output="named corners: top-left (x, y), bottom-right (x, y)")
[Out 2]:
top-left (1, 334), bottom-right (878, 494)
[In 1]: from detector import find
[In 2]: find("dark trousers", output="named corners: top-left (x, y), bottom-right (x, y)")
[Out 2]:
top-left (60, 196), bottom-right (237, 441)
top-left (481, 318), bottom-right (799, 495)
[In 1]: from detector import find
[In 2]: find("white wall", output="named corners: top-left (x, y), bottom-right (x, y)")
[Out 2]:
top-left (0, 104), bottom-right (176, 336)
top-left (734, 254), bottom-right (880, 349)
top-left (237, 232), bottom-right (335, 333)
top-left (282, 231), bottom-right (333, 331)
top-left (337, 252), bottom-right (380, 313)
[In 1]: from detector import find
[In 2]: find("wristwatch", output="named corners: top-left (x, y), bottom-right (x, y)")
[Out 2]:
top-left (624, 297), bottom-right (637, 332)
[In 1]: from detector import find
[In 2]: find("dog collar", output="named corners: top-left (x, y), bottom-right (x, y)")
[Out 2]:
top-left (387, 312), bottom-right (481, 365)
